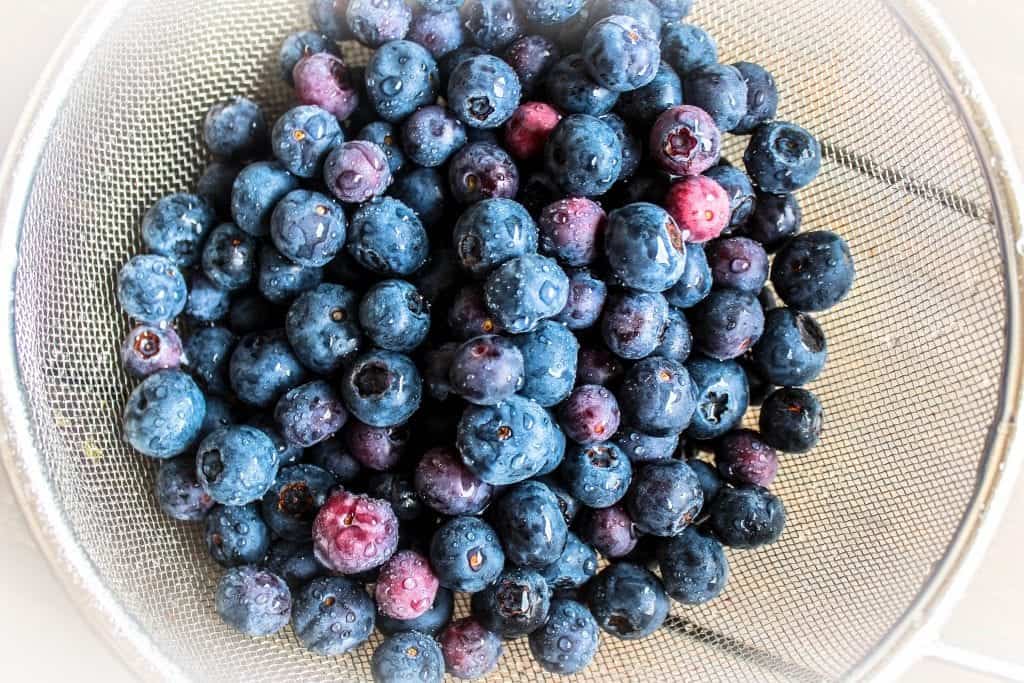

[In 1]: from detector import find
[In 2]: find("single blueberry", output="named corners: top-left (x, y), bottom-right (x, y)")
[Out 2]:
top-left (275, 380), bottom-right (348, 448)
top-left (261, 463), bottom-right (337, 540)
top-left (154, 455), bottom-right (214, 521)
top-left (685, 354), bottom-right (750, 440)
top-left (203, 97), bottom-right (268, 160)
top-left (528, 599), bottom-right (599, 675)
top-left (359, 279), bottom-right (431, 352)
top-left (582, 15), bottom-right (660, 92)
top-left (141, 193), bottom-right (216, 267)
top-left (751, 307), bottom-right (827, 386)
top-left (601, 289), bottom-right (670, 360)
top-left (743, 120), bottom-right (822, 193)
top-left (484, 254), bottom-right (569, 334)
top-left (117, 254), bottom-right (188, 325)
top-left (618, 356), bottom-right (697, 436)
top-left (229, 329), bottom-right (308, 408)
top-left (365, 39), bottom-right (439, 122)
top-left (448, 141), bottom-right (520, 204)
top-left (683, 63), bottom-right (749, 132)
top-left (512, 319), bottom-right (579, 406)
top-left (759, 386), bottom-right (822, 453)
top-left (205, 503), bottom-right (270, 567)
top-left (657, 526), bottom-right (728, 604)
top-left (470, 567), bottom-right (551, 637)
top-left (708, 484), bottom-right (786, 548)
top-left (339, 349), bottom-right (423, 427)
top-left (456, 395), bottom-right (562, 484)
top-left (347, 0), bottom-right (412, 47)
top-left (626, 459), bottom-right (703, 536)
top-left (587, 562), bottom-right (669, 639)
top-left (196, 425), bottom-right (279, 506)
top-left (770, 230), bottom-right (855, 312)
top-left (493, 480), bottom-right (568, 568)
top-left (453, 198), bottom-right (538, 277)
top-left (348, 197), bottom-right (430, 276)
top-left (292, 576), bottom-right (375, 655)
top-left (215, 566), bottom-right (291, 637)
top-left (286, 283), bottom-right (363, 375)
top-left (665, 243), bottom-right (712, 309)
top-left (272, 105), bottom-right (344, 178)
top-left (544, 113), bottom-right (622, 197)
top-left (429, 516), bottom-right (505, 592)
top-left (122, 370), bottom-right (205, 459)
top-left (231, 162), bottom-right (300, 237)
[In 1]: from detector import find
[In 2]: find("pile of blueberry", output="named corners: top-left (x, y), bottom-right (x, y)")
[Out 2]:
top-left (116, 0), bottom-right (855, 679)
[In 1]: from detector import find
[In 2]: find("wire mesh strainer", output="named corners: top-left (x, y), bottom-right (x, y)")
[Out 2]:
top-left (0, 0), bottom-right (1023, 680)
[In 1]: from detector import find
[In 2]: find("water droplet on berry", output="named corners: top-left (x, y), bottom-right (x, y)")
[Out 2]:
top-left (557, 637), bottom-right (573, 652)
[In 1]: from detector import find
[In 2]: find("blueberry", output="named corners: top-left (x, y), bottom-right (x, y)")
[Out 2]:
top-left (347, 0), bottom-right (412, 47)
top-left (184, 326), bottom-right (235, 396)
top-left (307, 436), bottom-right (363, 483)
top-left (371, 631), bottom-right (444, 683)
top-left (272, 192), bottom-right (348, 270)
top-left (378, 587), bottom-right (455, 636)
top-left (429, 516), bottom-right (505, 591)
top-left (263, 540), bottom-right (325, 589)
top-left (293, 52), bottom-right (360, 121)
top-left (708, 484), bottom-right (786, 548)
top-left (359, 280), bottom-right (431, 352)
top-left (615, 61), bottom-right (683, 125)
top-left (201, 223), bottom-right (256, 291)
top-left (495, 481), bottom-right (567, 568)
top-left (260, 463), bottom-right (337, 540)
top-left (448, 142), bottom-right (519, 203)
top-left (691, 289), bottom-right (764, 360)
top-left (601, 289), bottom-right (670, 360)
top-left (732, 61), bottom-right (779, 135)
top-left (447, 54), bottom-right (522, 130)
top-left (759, 387), bottom-right (822, 453)
top-left (449, 335), bottom-right (525, 405)
top-left (275, 380), bottom-right (348, 448)
top-left (196, 162), bottom-right (240, 218)
top-left (578, 504), bottom-right (638, 557)
top-left (627, 460), bottom-right (702, 536)
top-left (741, 191), bottom-right (801, 252)
top-left (649, 104), bottom-right (721, 176)
top-left (484, 254), bottom-right (569, 334)
top-left (706, 237), bottom-right (769, 294)
top-left (340, 349), bottom-right (422, 427)
top-left (186, 273), bottom-right (231, 323)
top-left (545, 54), bottom-right (619, 116)
top-left (422, 343), bottom-right (459, 401)
top-left (196, 392), bottom-right (234, 441)
top-left (651, 307), bottom-right (690, 362)
top-left (687, 459), bottom-right (722, 509)
top-left (121, 324), bottom-right (183, 379)
top-left (651, 0), bottom-right (693, 22)
top-left (545, 113), bottom-right (621, 197)
top-left (415, 446), bottom-right (494, 515)
top-left (203, 97), bottom-right (268, 160)
top-left (590, 0), bottom-right (662, 30)
top-left (560, 442), bottom-right (632, 507)
top-left (665, 175), bottom-right (732, 243)
top-left (229, 329), bottom-right (308, 408)
top-left (408, 8), bottom-right (465, 58)
top-left (575, 346), bottom-right (625, 387)
top-left (520, 0), bottom-right (583, 24)
top-left (229, 293), bottom-right (284, 335)
top-left (504, 35), bottom-right (560, 98)
top-left (528, 599), bottom-right (599, 674)
top-left (313, 489), bottom-right (400, 573)
top-left (605, 203), bottom-right (686, 291)
top-left (390, 167), bottom-right (448, 228)
top-left (196, 425), bottom-right (279, 505)
top-left (419, 0), bottom-right (464, 11)
top-left (657, 526), bottom-right (727, 604)
top-left (117, 254), bottom-right (188, 325)
top-left (471, 567), bottom-right (551, 637)
top-left (682, 64), bottom-right (748, 132)
top-left (512, 319), bottom-right (579, 406)
top-left (324, 140), bottom-right (394, 204)
top-left (705, 164), bottom-right (757, 232)
top-left (286, 283), bottom-right (363, 375)
top-left (247, 413), bottom-right (302, 466)
top-left (356, 122), bottom-right (405, 178)
top-left (770, 230), bottom-right (855, 311)
top-left (661, 23), bottom-right (717, 75)
top-left (401, 106), bottom-right (466, 168)
top-left (598, 113), bottom-right (641, 179)
top-left (556, 269), bottom-right (608, 330)
top-left (122, 370), bottom-right (205, 459)
top-left (536, 422), bottom-right (568, 476)
top-left (557, 385), bottom-right (618, 444)
top-left (463, 0), bottom-right (522, 50)
top-left (309, 0), bottom-right (349, 40)
top-left (537, 532), bottom-right (598, 593)
top-left (154, 455), bottom-right (214, 521)
top-left (280, 30), bottom-right (340, 84)
top-left (613, 428), bottom-right (679, 463)
top-left (272, 106), bottom-right (344, 179)
top-left (368, 471), bottom-right (425, 521)
top-left (744, 120), bottom-right (822, 193)
top-left (618, 356), bottom-right (696, 436)
top-left (587, 562), bottom-right (668, 639)
top-left (344, 420), bottom-right (409, 471)
top-left (665, 243), bottom-right (711, 308)
top-left (456, 395), bottom-right (561, 484)
top-left (715, 428), bottom-right (779, 487)
top-left (448, 284), bottom-right (504, 339)
top-left (141, 193), bottom-right (216, 268)
top-left (347, 197), bottom-right (429, 276)
top-left (751, 307), bottom-right (827, 386)
top-left (205, 503), bottom-right (270, 567)
top-left (439, 46), bottom-right (487, 92)
top-left (504, 102), bottom-right (561, 160)
top-left (231, 162), bottom-right (300, 237)
top-left (439, 617), bottom-right (503, 680)
top-left (292, 576), bottom-right (375, 655)
top-left (686, 355), bottom-right (749, 440)
top-left (215, 566), bottom-right (291, 637)
top-left (453, 198), bottom-right (537, 277)
top-left (582, 15), bottom-right (660, 92)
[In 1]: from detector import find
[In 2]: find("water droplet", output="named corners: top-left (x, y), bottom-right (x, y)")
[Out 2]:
top-left (402, 577), bottom-right (417, 590)
top-left (557, 637), bottom-right (573, 652)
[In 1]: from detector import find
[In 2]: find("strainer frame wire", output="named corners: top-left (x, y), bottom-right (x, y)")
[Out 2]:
top-left (0, 1), bottom-right (1021, 681)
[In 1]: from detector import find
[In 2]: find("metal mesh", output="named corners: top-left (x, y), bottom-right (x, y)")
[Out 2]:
top-left (8, 0), bottom-right (1010, 680)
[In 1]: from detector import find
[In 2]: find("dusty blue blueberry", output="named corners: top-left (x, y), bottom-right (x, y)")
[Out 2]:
top-left (430, 516), bottom-right (505, 591)
top-left (438, 45), bottom-right (487, 92)
top-left (347, 0), bottom-right (412, 47)
top-left (759, 387), bottom-right (822, 453)
top-left (744, 121), bottom-right (822, 194)
top-left (377, 587), bottom-right (454, 636)
top-left (536, 417), bottom-right (567, 475)
top-left (275, 380), bottom-right (348, 448)
top-left (231, 162), bottom-right (300, 237)
top-left (494, 480), bottom-right (568, 568)
top-left (683, 64), bottom-right (749, 132)
top-left (265, 540), bottom-right (327, 588)
top-left (196, 425), bottom-right (279, 505)
top-left (155, 455), bottom-right (215, 521)
top-left (419, 0), bottom-right (463, 8)
top-left (615, 61), bottom-right (683, 125)
top-left (365, 40), bottom-right (438, 122)
top-left (582, 15), bottom-right (660, 92)
top-left (270, 190), bottom-right (347, 268)
top-left (556, 269), bottom-right (607, 330)
top-left (657, 526), bottom-right (728, 604)
top-left (117, 255), bottom-right (187, 325)
top-left (560, 442), bottom-right (632, 508)
top-left (770, 231), bottom-right (855, 312)
top-left (545, 114), bottom-right (621, 197)
top-left (456, 395), bottom-right (560, 484)
top-left (229, 329), bottom-right (308, 408)
top-left (652, 0), bottom-right (693, 22)
top-left (626, 459), bottom-right (702, 536)
top-left (612, 428), bottom-right (679, 463)
top-left (707, 484), bottom-right (785, 548)
top-left (685, 355), bottom-right (749, 440)
top-left (203, 97), bottom-right (268, 160)
top-left (452, 198), bottom-right (537, 277)
top-left (310, 0), bottom-right (349, 40)
top-left (600, 112), bottom-right (641, 179)
top-left (408, 7), bottom-right (465, 58)
top-left (448, 142), bottom-right (519, 204)
top-left (655, 306), bottom-right (692, 361)
top-left (447, 55), bottom-right (522, 129)
top-left (258, 244), bottom-right (324, 304)
top-left (504, 34), bottom-right (560, 98)
top-left (280, 30), bottom-right (340, 84)
top-left (340, 350), bottom-right (422, 427)
top-left (484, 254), bottom-right (568, 334)
top-left (249, 413), bottom-right (304, 466)
top-left (197, 161), bottom-right (240, 218)
top-left (141, 193), bottom-right (216, 267)
top-left (521, 0), bottom-right (583, 24)
top-left (198, 395), bottom-right (235, 441)
top-left (261, 464), bottom-right (337, 540)
top-left (448, 335), bottom-right (524, 405)
top-left (359, 280), bottom-right (431, 352)
top-left (705, 163), bottom-right (757, 230)
top-left (184, 326), bottom-right (235, 396)
top-left (605, 202), bottom-right (686, 292)
top-left (590, 0), bottom-right (662, 31)
top-left (348, 197), bottom-right (430, 276)
top-left (601, 289), bottom-right (670, 360)
top-left (186, 273), bottom-right (231, 323)
top-left (216, 566), bottom-right (292, 637)
top-left (619, 356), bottom-right (696, 436)
top-left (545, 54), bottom-right (619, 116)
top-left (691, 289), bottom-right (764, 360)
top-left (371, 631), bottom-right (444, 683)
top-left (661, 23), bottom-right (717, 75)
top-left (537, 532), bottom-right (598, 593)
top-left (205, 503), bottom-right (270, 567)
top-left (293, 576), bottom-right (375, 655)
top-left (665, 243), bottom-right (711, 308)
top-left (123, 370), bottom-right (205, 459)
top-left (750, 307), bottom-right (826, 387)
top-left (463, 0), bottom-right (522, 50)
top-left (512, 319), bottom-right (579, 406)
top-left (402, 105), bottom-right (467, 167)
top-left (732, 61), bottom-right (779, 135)
top-left (389, 167), bottom-right (448, 228)
top-left (588, 562), bottom-right (668, 639)
top-left (202, 223), bottom-right (256, 291)
top-left (286, 283), bottom-right (362, 374)
top-left (471, 567), bottom-right (551, 637)
top-left (272, 105), bottom-right (344, 178)
top-left (307, 436), bottom-right (363, 483)
top-left (356, 121), bottom-right (406, 174)
top-left (528, 599), bottom-right (599, 674)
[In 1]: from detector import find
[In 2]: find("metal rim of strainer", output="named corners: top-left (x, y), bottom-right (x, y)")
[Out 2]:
top-left (0, 1), bottom-right (1020, 681)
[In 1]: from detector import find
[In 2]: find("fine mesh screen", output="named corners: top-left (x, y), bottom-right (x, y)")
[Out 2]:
top-left (9, 0), bottom-right (1009, 680)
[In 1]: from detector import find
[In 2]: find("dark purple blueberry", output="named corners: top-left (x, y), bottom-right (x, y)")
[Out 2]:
top-left (324, 140), bottom-right (392, 204)
top-left (705, 163), bottom-right (757, 231)
top-left (691, 289), bottom-right (765, 360)
top-left (741, 191), bottom-right (800, 252)
top-left (307, 436), bottom-right (363, 483)
top-left (274, 380), bottom-right (347, 448)
top-left (575, 346), bottom-right (625, 387)
top-left (344, 419), bottom-right (409, 471)
top-left (538, 198), bottom-right (606, 268)
top-left (587, 562), bottom-right (669, 640)
top-left (706, 237), bottom-right (770, 294)
top-left (121, 324), bottom-right (183, 378)
top-left (470, 567), bottom-right (551, 638)
top-left (715, 429), bottom-right (779, 487)
top-left (770, 231), bottom-right (855, 312)
top-left (293, 52), bottom-right (359, 122)
top-left (415, 446), bottom-right (494, 515)
top-left (439, 618), bottom-right (503, 680)
top-left (555, 269), bottom-right (608, 330)
top-left (582, 15), bottom-right (660, 92)
top-left (707, 485), bottom-right (785, 549)
top-left (759, 387), bottom-right (822, 453)
top-left (657, 526), bottom-right (728, 604)
top-left (448, 284), bottom-right (504, 339)
top-left (578, 504), bottom-right (638, 558)
top-left (408, 8), bottom-right (465, 58)
top-left (449, 335), bottom-right (525, 405)
top-left (601, 289), bottom-right (670, 360)
top-left (732, 61), bottom-right (779, 135)
top-left (751, 307), bottom-right (827, 386)
top-left (448, 142), bottom-right (519, 204)
top-left (615, 61), bottom-right (683, 125)
top-left (559, 384), bottom-right (620, 444)
top-left (618, 356), bottom-right (697, 437)
top-left (649, 105), bottom-right (721, 176)
top-left (504, 34), bottom-right (560, 98)
top-left (626, 460), bottom-right (703, 536)
top-left (743, 120), bottom-right (822, 193)
top-left (612, 428), bottom-right (679, 463)
top-left (155, 455), bottom-right (214, 521)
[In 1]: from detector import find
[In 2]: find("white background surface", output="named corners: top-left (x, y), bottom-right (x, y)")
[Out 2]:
top-left (1, 2), bottom-right (1022, 681)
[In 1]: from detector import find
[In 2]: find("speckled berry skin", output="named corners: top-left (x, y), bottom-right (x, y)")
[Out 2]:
top-left (401, 105), bottom-right (466, 168)
top-left (556, 269), bottom-right (607, 330)
top-left (665, 175), bottom-right (732, 244)
top-left (357, 121), bottom-right (406, 175)
top-left (751, 307), bottom-right (827, 386)
top-left (484, 254), bottom-right (569, 334)
top-left (449, 335), bottom-right (525, 405)
top-left (650, 105), bottom-right (722, 176)
top-left (309, 0), bottom-right (350, 40)
top-left (324, 140), bottom-right (393, 204)
top-left (155, 455), bottom-right (214, 521)
top-left (627, 459), bottom-right (703, 536)
top-left (292, 576), bottom-right (375, 655)
top-left (655, 306), bottom-right (692, 361)
top-left (561, 441), bottom-right (632, 507)
top-left (666, 243), bottom-right (712, 309)
top-left (265, 539), bottom-right (326, 588)
top-left (705, 163), bottom-right (757, 231)
top-left (545, 114), bottom-right (621, 197)
top-left (657, 526), bottom-right (728, 604)
top-left (590, 0), bottom-right (662, 30)
top-left (504, 35), bottom-right (560, 99)
top-left (512, 320), bottom-right (579, 406)
top-left (415, 446), bottom-right (494, 515)
top-left (375, 550), bottom-right (440, 620)
top-left (494, 480), bottom-right (568, 568)
top-left (358, 279), bottom-right (431, 353)
top-left (391, 168), bottom-right (448, 230)
top-left (538, 531), bottom-right (598, 591)
top-left (196, 425), bottom-right (279, 505)
top-left (123, 370), bottom-right (205, 459)
top-left (365, 41), bottom-right (439, 123)
top-left (275, 380), bottom-right (348, 448)
top-left (449, 284), bottom-right (504, 339)
top-left (652, 0), bottom-right (693, 21)
top-left (313, 489), bottom-right (400, 574)
top-left (538, 198), bottom-right (606, 268)
top-left (521, 0), bottom-right (583, 23)
top-left (344, 420), bottom-right (408, 471)
top-left (708, 485), bottom-right (786, 548)
top-left (662, 23), bottom-right (717, 75)
top-left (528, 599), bottom-right (599, 675)
top-left (744, 120), bottom-right (822, 193)
top-left (605, 202), bottom-right (686, 292)
top-left (271, 190), bottom-right (347, 268)
top-left (215, 566), bottom-right (291, 637)
top-left (619, 356), bottom-right (697, 436)
top-left (706, 236), bottom-right (769, 293)
top-left (231, 162), bottom-right (300, 238)
top-left (292, 52), bottom-right (360, 122)
top-left (692, 289), bottom-right (765, 360)
top-left (229, 329), bottom-right (308, 408)
top-left (576, 346), bottom-right (624, 387)
top-left (686, 355), bottom-right (750, 440)
top-left (682, 64), bottom-right (749, 133)
top-left (587, 562), bottom-right (668, 640)
top-left (448, 55), bottom-right (522, 129)
top-left (579, 504), bottom-right (638, 558)
top-left (715, 429), bottom-right (779, 487)
top-left (205, 503), bottom-right (270, 567)
top-left (408, 8), bottom-right (465, 58)
top-left (346, 0), bottom-right (412, 47)
top-left (559, 384), bottom-right (620, 444)
top-left (203, 97), bottom-right (268, 161)
top-left (260, 463), bottom-right (337, 540)
top-left (340, 350), bottom-right (422, 428)
top-left (347, 197), bottom-right (429, 276)
top-left (280, 30), bottom-right (340, 85)
top-left (285, 283), bottom-right (362, 375)
top-left (457, 395), bottom-right (562, 484)
top-left (545, 54), bottom-right (619, 116)
top-left (453, 198), bottom-right (537, 278)
top-left (742, 191), bottom-right (801, 252)
top-left (249, 412), bottom-right (303, 466)
top-left (732, 61), bottom-right (779, 135)
top-left (439, 617), bottom-right (503, 679)
top-left (463, 0), bottom-right (522, 50)
top-left (378, 587), bottom-right (455, 636)
top-left (141, 193), bottom-right (216, 268)
top-left (184, 326), bottom-right (235, 396)
top-left (199, 224), bottom-right (253, 293)
top-left (450, 150), bottom-right (518, 213)
top-left (600, 113), bottom-right (642, 180)
top-left (272, 105), bottom-right (344, 179)
top-left (771, 231), bottom-right (855, 312)
top-left (615, 61), bottom-right (683, 126)
top-left (197, 162), bottom-right (240, 218)
top-left (613, 428), bottom-right (679, 463)
top-left (117, 255), bottom-right (188, 325)
top-left (430, 516), bottom-right (505, 591)
top-left (759, 387), bottom-right (822, 453)
top-left (371, 631), bottom-right (445, 683)
top-left (582, 15), bottom-right (660, 93)
top-left (195, 391), bottom-right (233, 441)
top-left (470, 567), bottom-right (551, 638)
top-left (121, 324), bottom-right (183, 378)
top-left (504, 102), bottom-right (560, 160)
top-left (600, 289), bottom-right (670, 360)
